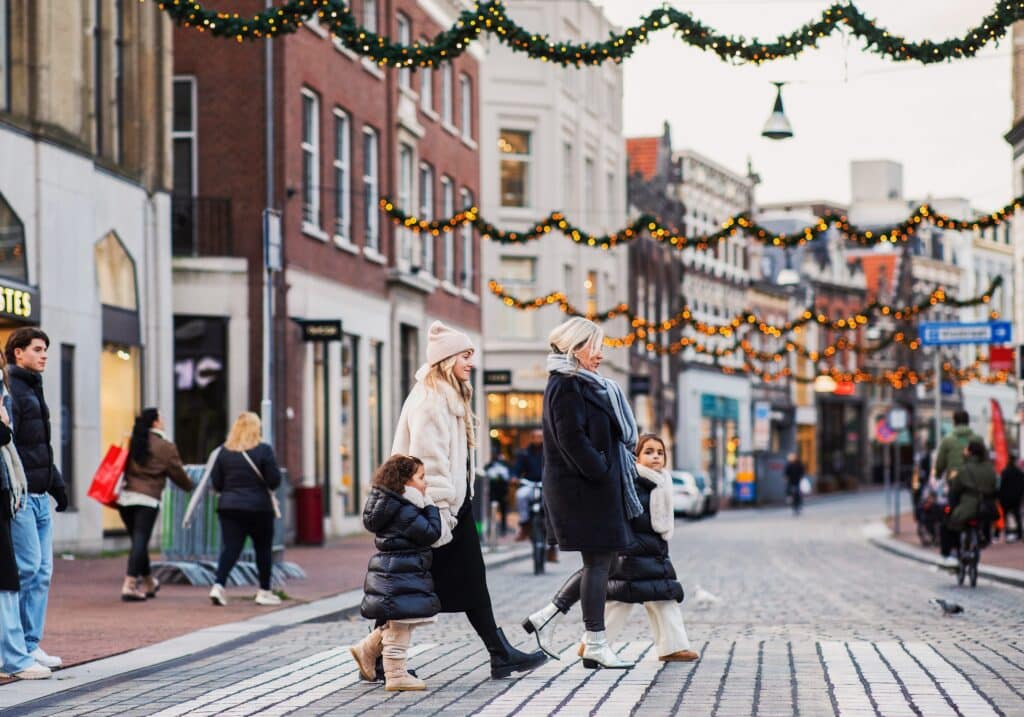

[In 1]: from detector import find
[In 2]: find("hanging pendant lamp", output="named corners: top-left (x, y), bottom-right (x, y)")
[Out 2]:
top-left (762, 82), bottom-right (793, 140)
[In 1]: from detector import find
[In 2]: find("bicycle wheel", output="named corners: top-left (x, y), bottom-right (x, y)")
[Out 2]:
top-left (969, 530), bottom-right (980, 588)
top-left (956, 537), bottom-right (966, 586)
top-left (531, 517), bottom-right (545, 575)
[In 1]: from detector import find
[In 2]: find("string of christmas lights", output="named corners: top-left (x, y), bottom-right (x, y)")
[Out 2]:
top-left (152, 0), bottom-right (1023, 67)
top-left (382, 195), bottom-right (1022, 252)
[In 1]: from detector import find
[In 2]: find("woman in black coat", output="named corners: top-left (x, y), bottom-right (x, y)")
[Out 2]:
top-left (526, 317), bottom-right (639, 670)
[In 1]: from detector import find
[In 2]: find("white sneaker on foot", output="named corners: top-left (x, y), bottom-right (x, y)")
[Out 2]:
top-left (209, 583), bottom-right (228, 606)
top-left (30, 648), bottom-right (62, 669)
top-left (255, 589), bottom-right (281, 606)
top-left (939, 555), bottom-right (959, 569)
top-left (14, 663), bottom-right (52, 680)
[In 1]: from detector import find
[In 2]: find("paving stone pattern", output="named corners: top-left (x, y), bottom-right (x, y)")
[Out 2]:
top-left (12, 493), bottom-right (1024, 716)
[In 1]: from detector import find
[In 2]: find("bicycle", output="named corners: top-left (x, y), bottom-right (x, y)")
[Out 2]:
top-left (521, 480), bottom-right (546, 575)
top-left (956, 519), bottom-right (981, 588)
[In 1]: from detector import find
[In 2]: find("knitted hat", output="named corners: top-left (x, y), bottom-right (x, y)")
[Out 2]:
top-left (426, 321), bottom-right (475, 365)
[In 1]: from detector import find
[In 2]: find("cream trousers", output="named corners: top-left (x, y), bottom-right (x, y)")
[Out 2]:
top-left (604, 600), bottom-right (691, 657)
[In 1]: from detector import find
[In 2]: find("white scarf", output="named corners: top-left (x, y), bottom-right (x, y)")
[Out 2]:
top-left (0, 388), bottom-right (26, 515)
top-left (636, 462), bottom-right (674, 541)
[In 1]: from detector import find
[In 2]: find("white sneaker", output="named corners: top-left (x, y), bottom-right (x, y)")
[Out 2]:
top-left (30, 648), bottom-right (62, 669)
top-left (14, 663), bottom-right (52, 680)
top-left (209, 583), bottom-right (228, 606)
top-left (255, 589), bottom-right (281, 606)
top-left (939, 555), bottom-right (959, 569)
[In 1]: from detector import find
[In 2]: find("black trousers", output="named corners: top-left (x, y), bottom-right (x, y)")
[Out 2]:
top-left (1003, 503), bottom-right (1022, 539)
top-left (550, 551), bottom-right (614, 632)
top-left (215, 509), bottom-right (275, 590)
top-left (118, 505), bottom-right (159, 578)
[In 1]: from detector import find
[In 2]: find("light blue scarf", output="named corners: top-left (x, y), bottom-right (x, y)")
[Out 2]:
top-left (546, 353), bottom-right (643, 520)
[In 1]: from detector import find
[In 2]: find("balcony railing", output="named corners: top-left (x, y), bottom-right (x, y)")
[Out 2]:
top-left (171, 196), bottom-right (234, 257)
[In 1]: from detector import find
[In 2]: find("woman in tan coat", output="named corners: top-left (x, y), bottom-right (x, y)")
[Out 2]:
top-left (117, 408), bottom-right (193, 601)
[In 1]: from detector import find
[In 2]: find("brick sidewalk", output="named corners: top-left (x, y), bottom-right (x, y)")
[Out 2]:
top-left (886, 511), bottom-right (1024, 571)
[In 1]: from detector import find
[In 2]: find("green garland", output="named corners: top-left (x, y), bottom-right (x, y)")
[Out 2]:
top-left (153, 0), bottom-right (1022, 66)
top-left (383, 195), bottom-right (1022, 251)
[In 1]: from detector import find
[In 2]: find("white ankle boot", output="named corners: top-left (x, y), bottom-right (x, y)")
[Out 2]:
top-left (581, 631), bottom-right (634, 669)
top-left (521, 602), bottom-right (564, 659)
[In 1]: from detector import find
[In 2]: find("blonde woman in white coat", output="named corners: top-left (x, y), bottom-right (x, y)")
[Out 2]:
top-left (387, 321), bottom-right (546, 681)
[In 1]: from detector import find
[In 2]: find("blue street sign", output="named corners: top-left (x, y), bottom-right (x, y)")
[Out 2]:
top-left (918, 321), bottom-right (1012, 346)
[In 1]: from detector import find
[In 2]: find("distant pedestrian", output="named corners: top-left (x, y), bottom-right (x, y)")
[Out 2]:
top-left (391, 321), bottom-right (545, 680)
top-left (784, 453), bottom-right (805, 515)
top-left (934, 409), bottom-right (979, 479)
top-left (483, 454), bottom-right (511, 536)
top-left (207, 412), bottom-right (282, 607)
top-left (998, 452), bottom-right (1024, 542)
top-left (0, 350), bottom-right (47, 680)
top-left (117, 408), bottom-right (193, 601)
top-left (7, 327), bottom-right (65, 672)
top-left (351, 455), bottom-right (442, 692)
top-left (513, 430), bottom-right (544, 541)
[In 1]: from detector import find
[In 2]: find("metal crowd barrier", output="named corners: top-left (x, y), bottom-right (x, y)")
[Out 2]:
top-left (153, 464), bottom-right (305, 587)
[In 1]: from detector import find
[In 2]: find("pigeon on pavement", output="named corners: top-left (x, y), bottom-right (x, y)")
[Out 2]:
top-left (930, 598), bottom-right (964, 615)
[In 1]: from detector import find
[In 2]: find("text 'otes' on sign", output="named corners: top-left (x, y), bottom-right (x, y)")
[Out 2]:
top-left (0, 282), bottom-right (37, 322)
top-left (918, 320), bottom-right (1012, 346)
top-left (484, 370), bottom-right (512, 386)
top-left (296, 319), bottom-right (342, 342)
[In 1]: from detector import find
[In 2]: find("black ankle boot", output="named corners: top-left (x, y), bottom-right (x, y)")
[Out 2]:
top-left (487, 627), bottom-right (548, 679)
top-left (373, 655), bottom-right (417, 682)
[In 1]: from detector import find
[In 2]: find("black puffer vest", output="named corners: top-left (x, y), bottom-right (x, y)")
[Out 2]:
top-left (360, 486), bottom-right (443, 620)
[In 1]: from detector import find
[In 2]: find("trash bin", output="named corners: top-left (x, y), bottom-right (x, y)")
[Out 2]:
top-left (294, 485), bottom-right (324, 545)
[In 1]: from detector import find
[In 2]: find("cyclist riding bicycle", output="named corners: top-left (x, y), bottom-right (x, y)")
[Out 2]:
top-left (940, 438), bottom-right (998, 568)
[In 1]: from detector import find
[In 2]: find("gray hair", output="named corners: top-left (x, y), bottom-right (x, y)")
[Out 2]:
top-left (548, 317), bottom-right (604, 360)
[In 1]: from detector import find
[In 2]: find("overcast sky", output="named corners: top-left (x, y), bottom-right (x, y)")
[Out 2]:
top-left (590, 0), bottom-right (1012, 212)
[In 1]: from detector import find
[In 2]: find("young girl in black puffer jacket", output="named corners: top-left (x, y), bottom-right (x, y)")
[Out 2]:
top-left (350, 455), bottom-right (442, 692)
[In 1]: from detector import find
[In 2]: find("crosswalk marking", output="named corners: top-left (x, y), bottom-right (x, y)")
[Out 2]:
top-left (556, 641), bottom-right (654, 715)
top-left (902, 642), bottom-right (999, 717)
top-left (819, 641), bottom-right (878, 715)
top-left (875, 642), bottom-right (957, 717)
top-left (473, 644), bottom-right (586, 716)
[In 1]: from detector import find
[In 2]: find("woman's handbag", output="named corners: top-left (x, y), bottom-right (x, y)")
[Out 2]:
top-left (88, 444), bottom-right (128, 507)
top-left (241, 450), bottom-right (282, 519)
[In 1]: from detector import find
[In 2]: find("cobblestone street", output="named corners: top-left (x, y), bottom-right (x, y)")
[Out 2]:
top-left (9, 492), bottom-right (1024, 716)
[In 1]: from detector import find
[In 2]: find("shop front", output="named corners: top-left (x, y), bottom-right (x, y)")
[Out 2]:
top-left (486, 384), bottom-right (543, 461)
top-left (817, 395), bottom-right (867, 491)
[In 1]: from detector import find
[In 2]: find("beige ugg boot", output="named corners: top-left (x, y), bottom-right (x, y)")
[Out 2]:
top-left (349, 627), bottom-right (383, 682)
top-left (121, 576), bottom-right (146, 602)
top-left (382, 622), bottom-right (426, 691)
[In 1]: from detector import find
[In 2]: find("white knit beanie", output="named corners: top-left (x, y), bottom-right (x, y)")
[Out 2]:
top-left (426, 321), bottom-right (475, 366)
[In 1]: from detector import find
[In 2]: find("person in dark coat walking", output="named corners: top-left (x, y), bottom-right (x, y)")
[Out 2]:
top-left (999, 452), bottom-right (1024, 542)
top-left (351, 455), bottom-right (442, 692)
top-left (784, 453), bottom-right (805, 515)
top-left (523, 318), bottom-right (639, 670)
top-left (390, 321), bottom-right (545, 680)
top-left (207, 412), bottom-right (283, 607)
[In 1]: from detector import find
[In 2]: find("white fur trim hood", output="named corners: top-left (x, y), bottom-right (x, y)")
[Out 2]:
top-left (636, 462), bottom-right (674, 541)
top-left (391, 364), bottom-right (474, 546)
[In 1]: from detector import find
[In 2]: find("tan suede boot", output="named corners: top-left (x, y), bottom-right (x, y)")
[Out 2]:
top-left (382, 623), bottom-right (426, 691)
top-left (349, 627), bottom-right (383, 682)
top-left (121, 576), bottom-right (146, 602)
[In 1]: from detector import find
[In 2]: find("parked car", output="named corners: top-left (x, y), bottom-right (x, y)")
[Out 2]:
top-left (692, 472), bottom-right (719, 517)
top-left (671, 471), bottom-right (705, 518)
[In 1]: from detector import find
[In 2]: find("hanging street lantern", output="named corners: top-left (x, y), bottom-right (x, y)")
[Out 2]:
top-left (813, 374), bottom-right (838, 393)
top-left (762, 82), bottom-right (793, 140)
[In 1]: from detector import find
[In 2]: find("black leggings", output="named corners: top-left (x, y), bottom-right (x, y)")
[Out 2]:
top-left (550, 551), bottom-right (614, 632)
top-left (118, 505), bottom-right (159, 578)
top-left (215, 510), bottom-right (275, 590)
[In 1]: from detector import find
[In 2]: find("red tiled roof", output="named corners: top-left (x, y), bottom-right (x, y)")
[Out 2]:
top-left (626, 137), bottom-right (660, 181)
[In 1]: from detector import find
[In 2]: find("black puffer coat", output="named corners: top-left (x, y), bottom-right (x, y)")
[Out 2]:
top-left (9, 367), bottom-right (63, 495)
top-left (606, 473), bottom-right (684, 604)
top-left (360, 486), bottom-right (443, 620)
top-left (542, 372), bottom-right (631, 552)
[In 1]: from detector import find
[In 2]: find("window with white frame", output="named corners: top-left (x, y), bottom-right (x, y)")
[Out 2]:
top-left (363, 0), bottom-right (378, 33)
top-left (333, 109), bottom-right (351, 242)
top-left (459, 74), bottom-right (472, 140)
top-left (396, 13), bottom-right (411, 90)
top-left (441, 176), bottom-right (455, 283)
top-left (0, 0), bottom-right (8, 111)
top-left (418, 162), bottom-right (434, 274)
top-left (362, 126), bottom-right (379, 251)
top-left (499, 129), bottom-right (530, 207)
top-left (420, 47), bottom-right (433, 112)
top-left (460, 187), bottom-right (474, 290)
top-left (301, 88), bottom-right (321, 229)
top-left (441, 63), bottom-right (454, 126)
top-left (562, 142), bottom-right (574, 211)
top-left (497, 256), bottom-right (535, 337)
top-left (398, 143), bottom-right (414, 269)
top-left (606, 171), bottom-right (616, 216)
top-left (172, 77), bottom-right (197, 199)
top-left (583, 157), bottom-right (594, 219)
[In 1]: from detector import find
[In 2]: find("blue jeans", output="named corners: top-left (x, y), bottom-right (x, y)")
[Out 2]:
top-left (11, 494), bottom-right (53, 653)
top-left (0, 590), bottom-right (33, 673)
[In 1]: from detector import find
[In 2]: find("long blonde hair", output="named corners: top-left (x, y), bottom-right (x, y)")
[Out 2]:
top-left (423, 354), bottom-right (477, 448)
top-left (224, 411), bottom-right (262, 452)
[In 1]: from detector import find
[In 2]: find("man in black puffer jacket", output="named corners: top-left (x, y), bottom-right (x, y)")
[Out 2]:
top-left (351, 455), bottom-right (442, 692)
top-left (7, 327), bottom-right (66, 672)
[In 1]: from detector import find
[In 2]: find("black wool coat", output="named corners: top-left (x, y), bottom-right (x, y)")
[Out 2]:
top-left (210, 444), bottom-right (282, 513)
top-left (606, 473), bottom-right (684, 604)
top-left (360, 487), bottom-right (443, 620)
top-left (541, 372), bottom-right (631, 552)
top-left (9, 367), bottom-right (63, 495)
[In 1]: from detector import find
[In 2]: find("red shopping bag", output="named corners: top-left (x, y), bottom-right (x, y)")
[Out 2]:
top-left (87, 444), bottom-right (128, 507)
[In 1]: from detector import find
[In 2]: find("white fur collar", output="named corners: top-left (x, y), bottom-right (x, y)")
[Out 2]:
top-left (402, 485), bottom-right (427, 508)
top-left (414, 363), bottom-right (467, 418)
top-left (635, 462), bottom-right (669, 486)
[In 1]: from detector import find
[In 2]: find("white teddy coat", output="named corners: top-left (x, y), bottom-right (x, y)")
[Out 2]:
top-left (391, 364), bottom-right (474, 547)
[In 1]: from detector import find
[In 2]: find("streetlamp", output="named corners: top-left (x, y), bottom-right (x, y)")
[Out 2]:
top-left (762, 82), bottom-right (794, 140)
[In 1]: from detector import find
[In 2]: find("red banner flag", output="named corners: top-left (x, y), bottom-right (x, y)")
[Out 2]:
top-left (991, 399), bottom-right (1008, 473)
